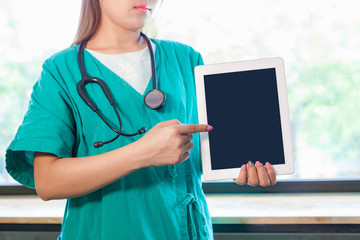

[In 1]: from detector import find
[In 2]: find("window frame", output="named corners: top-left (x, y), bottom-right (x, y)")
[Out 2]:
top-left (202, 179), bottom-right (360, 194)
top-left (1, 179), bottom-right (360, 196)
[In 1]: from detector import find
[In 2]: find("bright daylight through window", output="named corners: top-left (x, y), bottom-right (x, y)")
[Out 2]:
top-left (1, 0), bottom-right (360, 185)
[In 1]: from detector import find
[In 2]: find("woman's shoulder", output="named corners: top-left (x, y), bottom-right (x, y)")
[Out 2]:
top-left (152, 39), bottom-right (201, 56)
top-left (36, 46), bottom-right (80, 89)
top-left (42, 45), bottom-right (79, 69)
top-left (152, 39), bottom-right (203, 67)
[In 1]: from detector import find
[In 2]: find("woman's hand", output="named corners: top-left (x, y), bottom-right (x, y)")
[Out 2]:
top-left (34, 120), bottom-right (211, 201)
top-left (234, 161), bottom-right (277, 187)
top-left (134, 119), bottom-right (212, 167)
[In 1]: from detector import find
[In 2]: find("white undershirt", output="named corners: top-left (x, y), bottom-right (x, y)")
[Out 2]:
top-left (86, 42), bottom-right (155, 95)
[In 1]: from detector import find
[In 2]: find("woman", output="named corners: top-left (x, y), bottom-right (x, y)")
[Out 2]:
top-left (5, 0), bottom-right (276, 239)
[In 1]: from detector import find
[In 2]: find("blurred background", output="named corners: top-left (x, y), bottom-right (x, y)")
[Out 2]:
top-left (1, 0), bottom-right (360, 185)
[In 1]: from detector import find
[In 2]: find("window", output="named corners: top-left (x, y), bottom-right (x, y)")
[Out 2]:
top-left (156, 0), bottom-right (360, 181)
top-left (0, 0), bottom-right (81, 184)
top-left (1, 0), bottom-right (360, 186)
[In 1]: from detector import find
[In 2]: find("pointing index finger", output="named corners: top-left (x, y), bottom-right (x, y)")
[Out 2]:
top-left (178, 124), bottom-right (213, 134)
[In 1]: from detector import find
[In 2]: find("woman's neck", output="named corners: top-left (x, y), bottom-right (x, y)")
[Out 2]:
top-left (85, 24), bottom-right (147, 54)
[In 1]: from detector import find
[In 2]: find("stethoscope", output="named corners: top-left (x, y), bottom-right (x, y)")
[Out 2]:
top-left (77, 32), bottom-right (166, 148)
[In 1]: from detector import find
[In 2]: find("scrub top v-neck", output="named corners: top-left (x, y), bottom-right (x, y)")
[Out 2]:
top-left (86, 41), bottom-right (155, 95)
top-left (5, 39), bottom-right (214, 240)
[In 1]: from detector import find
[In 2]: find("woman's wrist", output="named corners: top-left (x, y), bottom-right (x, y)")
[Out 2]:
top-left (122, 139), bottom-right (152, 169)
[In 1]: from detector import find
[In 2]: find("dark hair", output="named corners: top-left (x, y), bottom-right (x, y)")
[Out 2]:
top-left (72, 0), bottom-right (101, 46)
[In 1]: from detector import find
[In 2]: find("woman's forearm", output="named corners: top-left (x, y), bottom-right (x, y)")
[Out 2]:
top-left (34, 141), bottom-right (147, 201)
top-left (34, 120), bottom-right (210, 201)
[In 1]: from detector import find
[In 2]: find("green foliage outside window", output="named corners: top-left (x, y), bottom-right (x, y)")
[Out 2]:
top-left (1, 0), bottom-right (360, 184)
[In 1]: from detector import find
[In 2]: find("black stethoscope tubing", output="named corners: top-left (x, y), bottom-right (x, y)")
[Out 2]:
top-left (77, 32), bottom-right (165, 148)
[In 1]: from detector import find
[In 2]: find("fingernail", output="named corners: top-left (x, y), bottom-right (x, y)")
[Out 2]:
top-left (265, 162), bottom-right (271, 169)
top-left (255, 161), bottom-right (261, 167)
top-left (241, 164), bottom-right (247, 170)
top-left (248, 161), bottom-right (253, 166)
top-left (207, 125), bottom-right (213, 131)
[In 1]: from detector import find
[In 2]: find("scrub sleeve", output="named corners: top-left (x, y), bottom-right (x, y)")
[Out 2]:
top-left (5, 40), bottom-right (214, 240)
top-left (6, 60), bottom-right (76, 189)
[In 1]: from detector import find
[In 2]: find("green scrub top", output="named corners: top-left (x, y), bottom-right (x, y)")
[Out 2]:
top-left (5, 39), bottom-right (213, 240)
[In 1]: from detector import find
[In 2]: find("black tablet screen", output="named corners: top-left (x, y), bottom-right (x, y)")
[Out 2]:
top-left (204, 68), bottom-right (285, 170)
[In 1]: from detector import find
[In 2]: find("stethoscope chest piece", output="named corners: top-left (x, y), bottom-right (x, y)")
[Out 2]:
top-left (144, 89), bottom-right (166, 110)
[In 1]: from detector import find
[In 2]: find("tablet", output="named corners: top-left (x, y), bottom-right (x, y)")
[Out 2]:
top-left (195, 57), bottom-right (294, 181)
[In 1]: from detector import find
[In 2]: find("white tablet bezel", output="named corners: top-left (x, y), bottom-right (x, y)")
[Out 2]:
top-left (195, 57), bottom-right (294, 181)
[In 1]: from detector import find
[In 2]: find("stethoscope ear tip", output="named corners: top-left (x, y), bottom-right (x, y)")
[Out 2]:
top-left (94, 141), bottom-right (104, 148)
top-left (139, 127), bottom-right (146, 134)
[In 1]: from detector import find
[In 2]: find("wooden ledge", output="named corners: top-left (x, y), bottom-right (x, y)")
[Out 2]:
top-left (1, 193), bottom-right (360, 225)
top-left (206, 193), bottom-right (360, 224)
